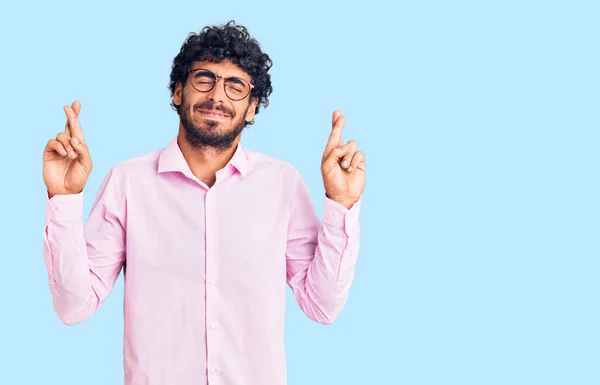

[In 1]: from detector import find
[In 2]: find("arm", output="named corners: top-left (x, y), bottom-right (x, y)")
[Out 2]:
top-left (286, 110), bottom-right (366, 324)
top-left (42, 168), bottom-right (126, 325)
top-left (286, 170), bottom-right (361, 325)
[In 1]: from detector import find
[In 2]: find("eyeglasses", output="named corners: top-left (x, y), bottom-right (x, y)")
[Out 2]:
top-left (188, 68), bottom-right (254, 101)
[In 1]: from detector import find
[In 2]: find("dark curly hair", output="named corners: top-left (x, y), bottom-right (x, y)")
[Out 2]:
top-left (169, 21), bottom-right (273, 125)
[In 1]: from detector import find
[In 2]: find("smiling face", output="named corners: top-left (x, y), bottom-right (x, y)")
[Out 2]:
top-left (172, 60), bottom-right (258, 151)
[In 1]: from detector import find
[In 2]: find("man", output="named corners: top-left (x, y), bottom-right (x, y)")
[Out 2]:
top-left (42, 21), bottom-right (365, 385)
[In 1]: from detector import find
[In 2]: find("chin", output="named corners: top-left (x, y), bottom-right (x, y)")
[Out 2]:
top-left (196, 117), bottom-right (221, 129)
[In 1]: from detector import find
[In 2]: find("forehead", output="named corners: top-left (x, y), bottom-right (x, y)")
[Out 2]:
top-left (192, 60), bottom-right (251, 81)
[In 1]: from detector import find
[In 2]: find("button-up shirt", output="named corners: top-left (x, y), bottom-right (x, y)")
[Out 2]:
top-left (42, 137), bottom-right (361, 385)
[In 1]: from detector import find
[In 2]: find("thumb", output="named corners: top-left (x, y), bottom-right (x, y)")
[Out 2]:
top-left (70, 137), bottom-right (92, 169)
top-left (322, 144), bottom-right (350, 171)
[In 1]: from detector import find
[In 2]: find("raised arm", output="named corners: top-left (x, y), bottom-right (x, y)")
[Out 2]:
top-left (42, 102), bottom-right (126, 325)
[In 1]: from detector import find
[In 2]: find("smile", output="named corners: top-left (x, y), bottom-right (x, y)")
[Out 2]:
top-left (197, 109), bottom-right (230, 119)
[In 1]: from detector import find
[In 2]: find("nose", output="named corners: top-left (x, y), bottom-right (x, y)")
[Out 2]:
top-left (206, 77), bottom-right (227, 104)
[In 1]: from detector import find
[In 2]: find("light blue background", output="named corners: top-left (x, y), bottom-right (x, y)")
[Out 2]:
top-left (1, 1), bottom-right (598, 384)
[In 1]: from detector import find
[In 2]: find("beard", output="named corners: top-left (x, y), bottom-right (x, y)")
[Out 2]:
top-left (179, 94), bottom-right (249, 152)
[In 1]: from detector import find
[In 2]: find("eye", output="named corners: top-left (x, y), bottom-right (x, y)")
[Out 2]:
top-left (227, 84), bottom-right (244, 94)
top-left (226, 78), bottom-right (249, 94)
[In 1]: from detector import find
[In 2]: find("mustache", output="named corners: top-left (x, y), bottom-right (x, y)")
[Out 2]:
top-left (193, 101), bottom-right (234, 116)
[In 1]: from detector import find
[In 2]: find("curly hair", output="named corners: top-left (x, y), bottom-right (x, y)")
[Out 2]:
top-left (169, 21), bottom-right (273, 124)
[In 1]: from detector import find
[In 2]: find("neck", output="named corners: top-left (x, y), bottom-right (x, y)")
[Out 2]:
top-left (177, 128), bottom-right (240, 187)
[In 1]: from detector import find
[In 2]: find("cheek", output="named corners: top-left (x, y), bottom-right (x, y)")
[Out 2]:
top-left (182, 86), bottom-right (201, 104)
top-left (239, 103), bottom-right (253, 118)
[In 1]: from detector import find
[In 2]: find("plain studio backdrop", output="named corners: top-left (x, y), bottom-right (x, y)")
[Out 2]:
top-left (0, 1), bottom-right (599, 384)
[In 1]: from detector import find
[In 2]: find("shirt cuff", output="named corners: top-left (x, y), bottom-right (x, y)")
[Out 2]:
top-left (46, 191), bottom-right (84, 222)
top-left (322, 196), bottom-right (361, 233)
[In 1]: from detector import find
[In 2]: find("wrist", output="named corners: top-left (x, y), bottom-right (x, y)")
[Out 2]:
top-left (47, 189), bottom-right (83, 199)
top-left (326, 194), bottom-right (357, 210)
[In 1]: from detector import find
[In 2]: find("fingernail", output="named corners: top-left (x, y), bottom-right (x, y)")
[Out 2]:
top-left (61, 149), bottom-right (67, 156)
top-left (348, 166), bottom-right (353, 172)
top-left (72, 137), bottom-right (79, 145)
top-left (70, 151), bottom-right (77, 158)
top-left (342, 161), bottom-right (349, 167)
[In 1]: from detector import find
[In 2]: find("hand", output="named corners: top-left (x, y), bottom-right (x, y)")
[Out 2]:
top-left (43, 101), bottom-right (93, 196)
top-left (321, 110), bottom-right (366, 209)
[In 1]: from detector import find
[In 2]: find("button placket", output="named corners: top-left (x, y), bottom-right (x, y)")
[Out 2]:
top-left (204, 189), bottom-right (221, 384)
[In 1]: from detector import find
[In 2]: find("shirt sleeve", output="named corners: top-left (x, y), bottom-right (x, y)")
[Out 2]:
top-left (42, 167), bottom-right (126, 325)
top-left (285, 168), bottom-right (361, 325)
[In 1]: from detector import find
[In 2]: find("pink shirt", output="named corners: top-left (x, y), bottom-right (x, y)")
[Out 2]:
top-left (42, 137), bottom-right (361, 385)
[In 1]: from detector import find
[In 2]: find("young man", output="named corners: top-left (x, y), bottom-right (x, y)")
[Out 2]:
top-left (42, 21), bottom-right (366, 385)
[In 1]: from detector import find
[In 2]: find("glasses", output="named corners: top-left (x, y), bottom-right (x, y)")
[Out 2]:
top-left (188, 68), bottom-right (254, 101)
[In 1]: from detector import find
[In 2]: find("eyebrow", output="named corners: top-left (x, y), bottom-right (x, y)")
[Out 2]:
top-left (191, 68), bottom-right (250, 84)
top-left (226, 77), bottom-right (246, 86)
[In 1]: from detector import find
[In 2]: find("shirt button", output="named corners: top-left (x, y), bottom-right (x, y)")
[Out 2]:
top-left (208, 233), bottom-right (215, 239)
top-left (335, 287), bottom-right (343, 293)
top-left (333, 212), bottom-right (339, 217)
top-left (209, 323), bottom-right (216, 328)
top-left (208, 279), bottom-right (216, 284)
top-left (211, 368), bottom-right (218, 375)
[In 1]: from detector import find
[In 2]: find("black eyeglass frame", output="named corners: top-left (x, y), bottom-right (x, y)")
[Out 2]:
top-left (187, 68), bottom-right (255, 101)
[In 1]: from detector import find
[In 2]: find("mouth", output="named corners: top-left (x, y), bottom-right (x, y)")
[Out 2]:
top-left (196, 109), bottom-right (230, 119)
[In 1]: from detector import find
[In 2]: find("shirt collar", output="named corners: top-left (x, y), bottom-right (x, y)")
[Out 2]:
top-left (158, 136), bottom-right (249, 177)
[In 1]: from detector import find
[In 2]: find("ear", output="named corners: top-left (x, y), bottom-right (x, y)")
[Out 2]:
top-left (173, 82), bottom-right (183, 107)
top-left (244, 97), bottom-right (259, 123)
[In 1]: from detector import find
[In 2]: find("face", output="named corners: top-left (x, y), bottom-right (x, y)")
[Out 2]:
top-left (173, 60), bottom-right (258, 151)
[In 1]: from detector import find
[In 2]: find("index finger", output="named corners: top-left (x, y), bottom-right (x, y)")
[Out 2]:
top-left (332, 110), bottom-right (342, 126)
top-left (325, 112), bottom-right (345, 152)
top-left (64, 101), bottom-right (81, 134)
top-left (64, 105), bottom-right (85, 142)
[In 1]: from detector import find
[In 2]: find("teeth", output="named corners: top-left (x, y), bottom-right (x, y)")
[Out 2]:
top-left (201, 110), bottom-right (226, 117)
